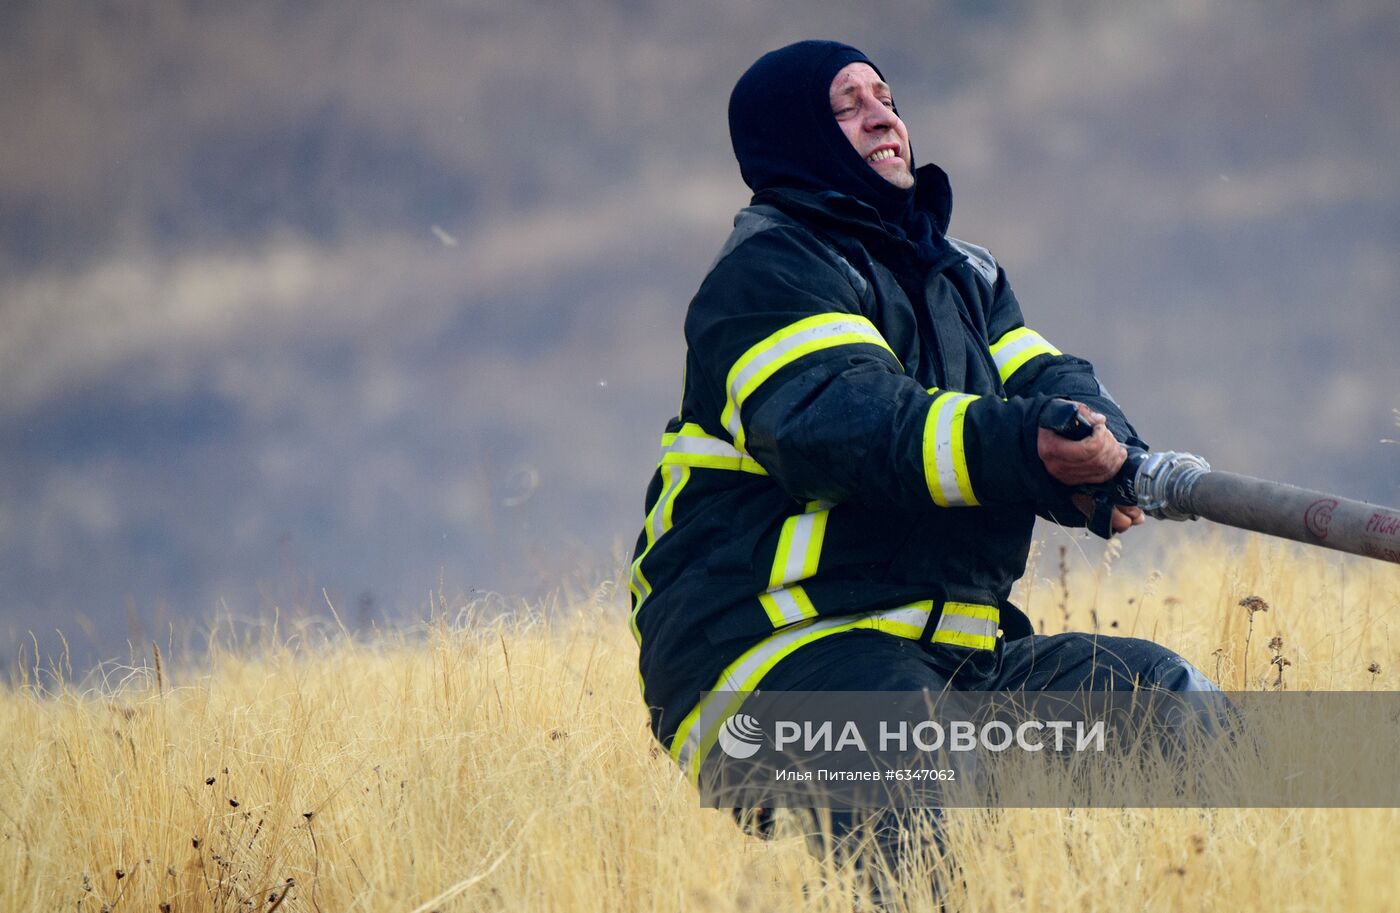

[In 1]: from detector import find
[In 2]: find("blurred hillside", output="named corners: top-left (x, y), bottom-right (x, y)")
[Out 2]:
top-left (1, 0), bottom-right (1397, 661)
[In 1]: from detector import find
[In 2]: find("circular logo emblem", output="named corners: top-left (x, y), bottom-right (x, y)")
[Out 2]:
top-left (717, 713), bottom-right (765, 759)
top-left (1304, 498), bottom-right (1338, 540)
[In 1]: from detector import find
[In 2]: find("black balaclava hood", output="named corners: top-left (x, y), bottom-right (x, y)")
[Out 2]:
top-left (729, 40), bottom-right (944, 238)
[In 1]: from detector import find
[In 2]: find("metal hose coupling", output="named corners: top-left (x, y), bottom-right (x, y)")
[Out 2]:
top-left (1134, 450), bottom-right (1212, 521)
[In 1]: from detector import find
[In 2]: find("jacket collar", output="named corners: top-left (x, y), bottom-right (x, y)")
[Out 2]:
top-left (751, 163), bottom-right (960, 271)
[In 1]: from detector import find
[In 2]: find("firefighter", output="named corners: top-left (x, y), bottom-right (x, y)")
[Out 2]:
top-left (628, 38), bottom-right (1219, 886)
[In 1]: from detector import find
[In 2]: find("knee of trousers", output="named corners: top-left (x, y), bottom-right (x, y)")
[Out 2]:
top-left (1072, 635), bottom-right (1221, 692)
top-left (1127, 639), bottom-right (1220, 692)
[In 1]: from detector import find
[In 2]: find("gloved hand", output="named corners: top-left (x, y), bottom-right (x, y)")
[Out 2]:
top-left (1038, 399), bottom-right (1146, 538)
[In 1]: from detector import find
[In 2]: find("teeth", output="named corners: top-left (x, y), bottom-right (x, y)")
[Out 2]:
top-left (868, 149), bottom-right (896, 163)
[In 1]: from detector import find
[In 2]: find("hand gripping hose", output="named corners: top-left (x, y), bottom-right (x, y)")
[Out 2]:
top-left (1038, 400), bottom-right (1400, 564)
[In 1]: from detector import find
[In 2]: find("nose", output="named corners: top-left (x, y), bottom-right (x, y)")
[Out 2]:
top-left (862, 94), bottom-right (898, 132)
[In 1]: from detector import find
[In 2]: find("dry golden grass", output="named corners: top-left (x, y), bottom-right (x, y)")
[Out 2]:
top-left (2, 530), bottom-right (1398, 912)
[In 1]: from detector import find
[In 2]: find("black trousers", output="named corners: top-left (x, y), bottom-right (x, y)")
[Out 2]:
top-left (743, 628), bottom-right (1221, 900)
top-left (758, 628), bottom-right (1219, 695)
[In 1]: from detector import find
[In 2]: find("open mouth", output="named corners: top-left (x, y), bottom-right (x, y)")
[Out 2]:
top-left (867, 148), bottom-right (899, 164)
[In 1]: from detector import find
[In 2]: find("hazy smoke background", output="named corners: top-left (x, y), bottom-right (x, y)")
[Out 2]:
top-left (2, 1), bottom-right (1397, 667)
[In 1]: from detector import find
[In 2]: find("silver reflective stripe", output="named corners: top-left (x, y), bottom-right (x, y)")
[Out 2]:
top-left (665, 434), bottom-right (744, 460)
top-left (630, 464), bottom-right (691, 647)
top-left (661, 424), bottom-right (769, 475)
top-left (723, 317), bottom-right (888, 442)
top-left (778, 511), bottom-right (822, 585)
top-left (627, 561), bottom-right (652, 648)
top-left (991, 332), bottom-right (1047, 374)
top-left (629, 563), bottom-right (651, 609)
top-left (989, 328), bottom-right (1061, 383)
top-left (934, 612), bottom-right (998, 640)
top-left (649, 468), bottom-right (687, 544)
top-left (762, 586), bottom-right (810, 626)
top-left (928, 392), bottom-right (977, 506)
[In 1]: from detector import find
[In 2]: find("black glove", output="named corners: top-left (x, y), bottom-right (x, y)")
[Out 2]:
top-left (1037, 400), bottom-right (1147, 539)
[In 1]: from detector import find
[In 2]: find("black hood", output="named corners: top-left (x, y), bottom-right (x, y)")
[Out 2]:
top-left (728, 40), bottom-right (951, 255)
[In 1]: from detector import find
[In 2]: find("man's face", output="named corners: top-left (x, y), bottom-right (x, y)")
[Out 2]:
top-left (829, 62), bottom-right (914, 190)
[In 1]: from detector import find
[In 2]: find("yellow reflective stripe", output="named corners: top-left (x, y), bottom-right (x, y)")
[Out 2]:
top-left (941, 601), bottom-right (999, 621)
top-left (770, 518), bottom-right (799, 588)
top-left (989, 327), bottom-right (1061, 384)
top-left (659, 424), bottom-right (769, 475)
top-left (671, 601), bottom-right (935, 782)
top-left (769, 500), bottom-right (831, 588)
top-left (628, 464), bottom-right (690, 646)
top-left (759, 500), bottom-right (831, 626)
top-left (759, 585), bottom-right (818, 626)
top-left (721, 313), bottom-right (897, 452)
top-left (627, 563), bottom-right (651, 629)
top-left (931, 601), bottom-right (999, 651)
top-left (922, 390), bottom-right (980, 507)
top-left (632, 422), bottom-right (767, 652)
top-left (931, 628), bottom-right (997, 650)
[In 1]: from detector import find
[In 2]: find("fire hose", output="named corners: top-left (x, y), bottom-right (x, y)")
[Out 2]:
top-left (1040, 401), bottom-right (1400, 564)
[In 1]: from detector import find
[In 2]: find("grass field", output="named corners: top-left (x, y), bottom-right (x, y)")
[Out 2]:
top-left (2, 530), bottom-right (1398, 912)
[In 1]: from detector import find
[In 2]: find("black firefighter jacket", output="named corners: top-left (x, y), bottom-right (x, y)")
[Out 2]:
top-left (631, 174), bottom-right (1144, 753)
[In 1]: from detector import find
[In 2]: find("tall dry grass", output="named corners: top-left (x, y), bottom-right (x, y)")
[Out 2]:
top-left (2, 530), bottom-right (1398, 912)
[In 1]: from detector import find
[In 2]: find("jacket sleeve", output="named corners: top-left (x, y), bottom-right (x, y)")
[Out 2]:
top-left (974, 252), bottom-right (1146, 527)
top-left (685, 225), bottom-right (1065, 513)
top-left (980, 261), bottom-right (1147, 451)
